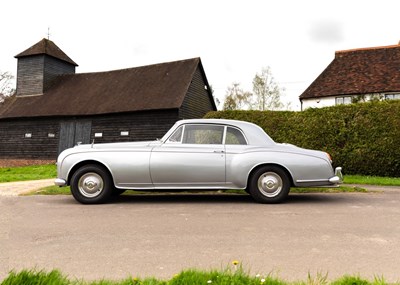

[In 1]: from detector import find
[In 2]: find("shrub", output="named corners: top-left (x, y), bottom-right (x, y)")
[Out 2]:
top-left (204, 101), bottom-right (400, 177)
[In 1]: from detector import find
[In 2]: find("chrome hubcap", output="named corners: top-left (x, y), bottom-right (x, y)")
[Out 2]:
top-left (78, 172), bottom-right (104, 198)
top-left (257, 172), bottom-right (283, 197)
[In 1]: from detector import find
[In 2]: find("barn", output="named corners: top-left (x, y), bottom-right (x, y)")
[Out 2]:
top-left (0, 39), bottom-right (216, 164)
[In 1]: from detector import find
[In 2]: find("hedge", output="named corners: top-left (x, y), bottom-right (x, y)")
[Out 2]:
top-left (204, 100), bottom-right (400, 177)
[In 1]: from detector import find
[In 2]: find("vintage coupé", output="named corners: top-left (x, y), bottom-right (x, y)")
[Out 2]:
top-left (55, 119), bottom-right (343, 204)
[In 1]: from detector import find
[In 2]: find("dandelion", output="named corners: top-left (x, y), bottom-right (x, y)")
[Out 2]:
top-left (256, 274), bottom-right (260, 278)
top-left (261, 278), bottom-right (266, 284)
top-left (232, 260), bottom-right (239, 266)
top-left (207, 280), bottom-right (212, 284)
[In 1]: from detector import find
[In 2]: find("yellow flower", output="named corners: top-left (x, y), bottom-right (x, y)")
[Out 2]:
top-left (232, 260), bottom-right (239, 266)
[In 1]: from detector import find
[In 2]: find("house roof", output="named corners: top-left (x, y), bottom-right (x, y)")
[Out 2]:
top-left (0, 57), bottom-right (215, 119)
top-left (300, 43), bottom-right (400, 100)
top-left (15, 38), bottom-right (78, 66)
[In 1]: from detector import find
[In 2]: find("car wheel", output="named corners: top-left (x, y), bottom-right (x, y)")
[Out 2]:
top-left (70, 164), bottom-right (113, 204)
top-left (248, 166), bottom-right (290, 203)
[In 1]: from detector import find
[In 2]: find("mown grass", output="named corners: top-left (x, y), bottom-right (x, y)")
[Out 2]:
top-left (2, 164), bottom-right (400, 191)
top-left (0, 268), bottom-right (395, 285)
top-left (0, 164), bottom-right (56, 183)
top-left (27, 184), bottom-right (367, 196)
top-left (344, 175), bottom-right (400, 186)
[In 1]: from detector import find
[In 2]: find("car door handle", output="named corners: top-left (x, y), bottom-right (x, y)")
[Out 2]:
top-left (213, 150), bottom-right (225, 153)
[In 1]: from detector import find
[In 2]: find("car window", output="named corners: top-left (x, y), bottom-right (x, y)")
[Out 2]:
top-left (166, 126), bottom-right (183, 143)
top-left (183, 125), bottom-right (224, 144)
top-left (225, 127), bottom-right (247, 145)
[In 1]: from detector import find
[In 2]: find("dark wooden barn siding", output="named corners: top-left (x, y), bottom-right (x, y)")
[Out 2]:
top-left (43, 56), bottom-right (75, 91)
top-left (16, 55), bottom-right (45, 96)
top-left (16, 55), bottom-right (75, 96)
top-left (0, 118), bottom-right (59, 159)
top-left (0, 110), bottom-right (179, 160)
top-left (90, 110), bottom-right (178, 143)
top-left (179, 66), bottom-right (214, 119)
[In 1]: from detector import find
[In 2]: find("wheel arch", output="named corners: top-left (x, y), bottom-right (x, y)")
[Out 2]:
top-left (247, 163), bottom-right (294, 188)
top-left (67, 160), bottom-right (114, 186)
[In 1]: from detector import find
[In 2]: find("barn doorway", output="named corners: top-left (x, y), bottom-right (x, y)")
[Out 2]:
top-left (58, 121), bottom-right (92, 154)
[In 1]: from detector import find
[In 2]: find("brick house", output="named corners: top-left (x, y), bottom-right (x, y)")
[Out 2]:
top-left (300, 42), bottom-right (400, 110)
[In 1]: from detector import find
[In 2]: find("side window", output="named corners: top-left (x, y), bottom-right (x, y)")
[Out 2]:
top-left (167, 126), bottom-right (183, 143)
top-left (183, 125), bottom-right (224, 144)
top-left (225, 127), bottom-right (247, 145)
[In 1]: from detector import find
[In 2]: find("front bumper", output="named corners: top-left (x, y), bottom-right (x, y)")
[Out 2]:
top-left (329, 167), bottom-right (343, 184)
top-left (54, 178), bottom-right (67, 187)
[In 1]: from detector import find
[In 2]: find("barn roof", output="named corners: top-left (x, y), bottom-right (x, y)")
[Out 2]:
top-left (0, 57), bottom-right (215, 119)
top-left (15, 38), bottom-right (78, 66)
top-left (299, 43), bottom-right (400, 99)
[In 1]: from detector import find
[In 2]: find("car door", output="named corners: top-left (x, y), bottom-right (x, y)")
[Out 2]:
top-left (150, 124), bottom-right (226, 188)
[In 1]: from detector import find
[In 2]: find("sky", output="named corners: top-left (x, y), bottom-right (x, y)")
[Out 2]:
top-left (1, 0), bottom-right (399, 110)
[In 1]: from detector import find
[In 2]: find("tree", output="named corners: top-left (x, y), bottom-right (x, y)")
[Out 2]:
top-left (223, 82), bottom-right (252, 110)
top-left (0, 71), bottom-right (15, 103)
top-left (252, 67), bottom-right (284, 111)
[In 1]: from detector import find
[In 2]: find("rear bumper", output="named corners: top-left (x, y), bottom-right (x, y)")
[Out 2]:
top-left (54, 178), bottom-right (67, 187)
top-left (329, 167), bottom-right (343, 184)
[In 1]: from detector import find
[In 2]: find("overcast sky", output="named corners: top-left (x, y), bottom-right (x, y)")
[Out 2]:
top-left (1, 0), bottom-right (399, 110)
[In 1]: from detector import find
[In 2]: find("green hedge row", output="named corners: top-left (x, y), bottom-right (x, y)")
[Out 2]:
top-left (205, 100), bottom-right (400, 177)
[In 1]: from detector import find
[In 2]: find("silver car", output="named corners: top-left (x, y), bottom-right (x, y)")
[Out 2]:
top-left (55, 119), bottom-right (343, 204)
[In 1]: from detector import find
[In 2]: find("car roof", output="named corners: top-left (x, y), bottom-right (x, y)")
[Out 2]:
top-left (163, 119), bottom-right (275, 146)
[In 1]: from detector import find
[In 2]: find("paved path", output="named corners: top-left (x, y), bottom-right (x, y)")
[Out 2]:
top-left (0, 179), bottom-right (55, 196)
top-left (1, 188), bottom-right (400, 283)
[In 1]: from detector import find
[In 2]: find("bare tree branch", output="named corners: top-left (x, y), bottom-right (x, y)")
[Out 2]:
top-left (0, 71), bottom-right (15, 103)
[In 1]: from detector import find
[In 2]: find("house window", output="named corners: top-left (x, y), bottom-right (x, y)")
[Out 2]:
top-left (335, 96), bottom-right (352, 105)
top-left (385, 94), bottom-right (400, 101)
top-left (94, 133), bottom-right (103, 138)
top-left (48, 133), bottom-right (55, 138)
top-left (120, 131), bottom-right (129, 136)
top-left (24, 133), bottom-right (32, 138)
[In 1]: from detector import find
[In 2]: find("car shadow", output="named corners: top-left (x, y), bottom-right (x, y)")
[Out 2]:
top-left (107, 191), bottom-right (348, 205)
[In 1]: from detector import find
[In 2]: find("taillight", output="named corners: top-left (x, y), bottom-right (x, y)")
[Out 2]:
top-left (326, 152), bottom-right (332, 162)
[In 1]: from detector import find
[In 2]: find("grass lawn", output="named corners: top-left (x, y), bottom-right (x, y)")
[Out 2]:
top-left (344, 175), bottom-right (400, 186)
top-left (0, 164), bottom-right (56, 183)
top-left (28, 184), bottom-right (367, 196)
top-left (0, 267), bottom-right (394, 285)
top-left (2, 164), bottom-right (400, 195)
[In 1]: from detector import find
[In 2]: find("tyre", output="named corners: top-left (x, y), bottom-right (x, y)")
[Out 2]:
top-left (70, 164), bottom-right (113, 204)
top-left (248, 166), bottom-right (290, 204)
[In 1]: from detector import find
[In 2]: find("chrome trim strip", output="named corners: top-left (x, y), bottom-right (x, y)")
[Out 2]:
top-left (296, 179), bottom-right (329, 183)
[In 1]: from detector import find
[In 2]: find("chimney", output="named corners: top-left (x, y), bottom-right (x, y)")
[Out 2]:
top-left (14, 38), bottom-right (78, 96)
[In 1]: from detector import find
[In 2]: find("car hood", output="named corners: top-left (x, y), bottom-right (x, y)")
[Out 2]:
top-left (60, 140), bottom-right (159, 155)
top-left (89, 140), bottom-right (159, 149)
